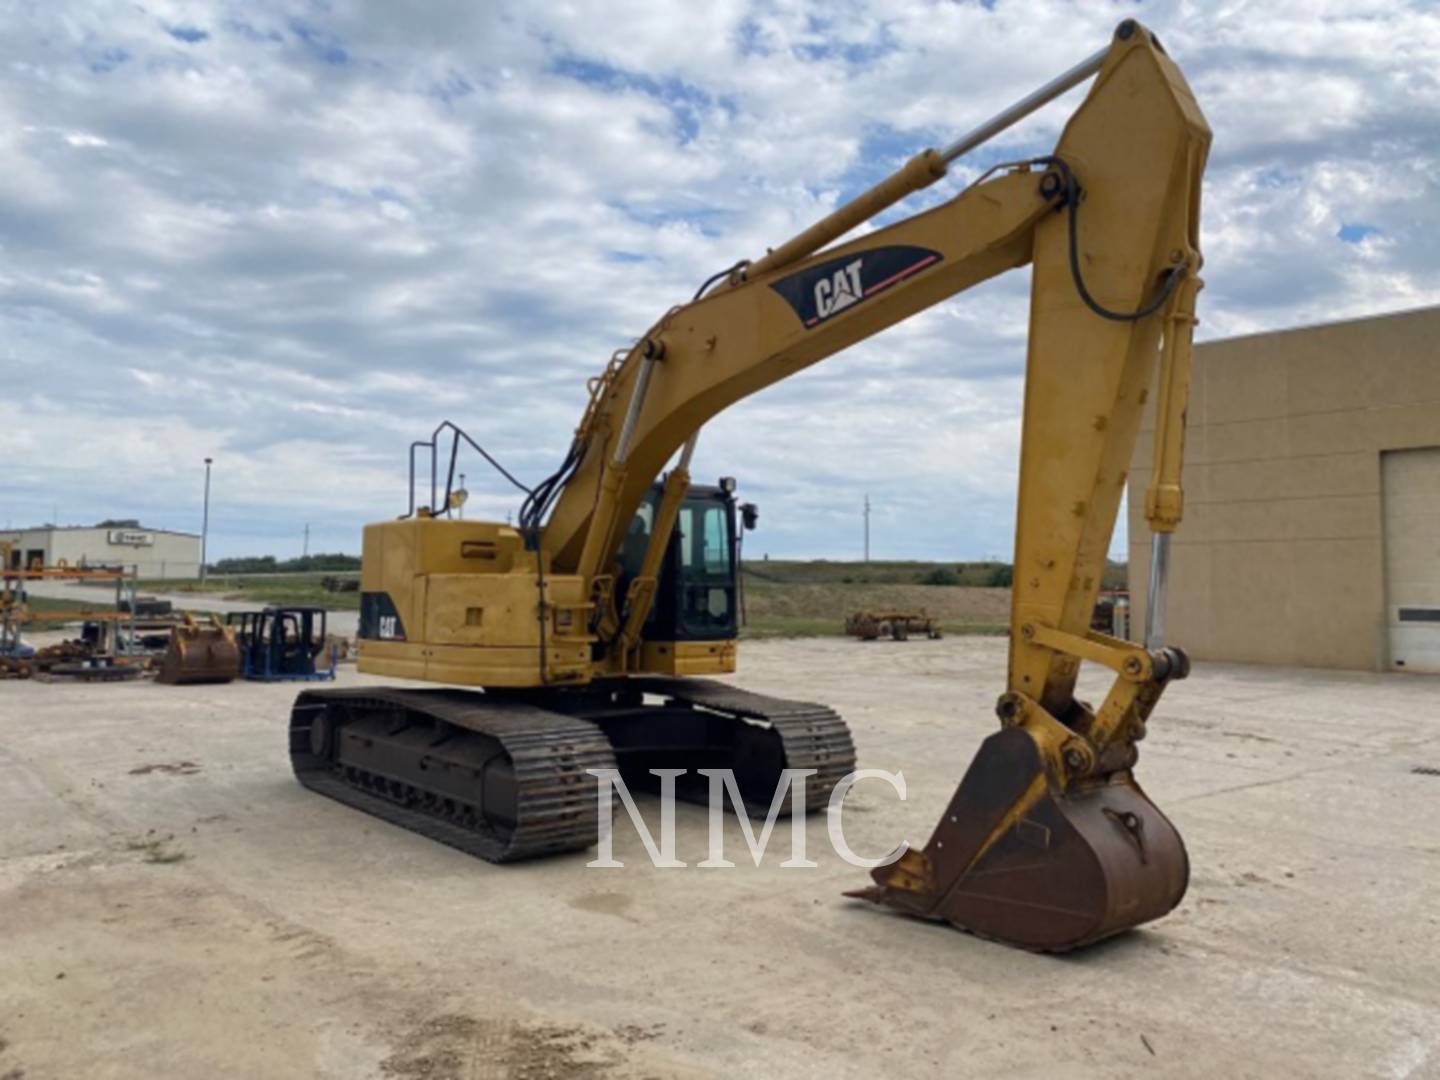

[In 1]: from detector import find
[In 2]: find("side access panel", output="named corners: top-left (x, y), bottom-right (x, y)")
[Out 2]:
top-left (638, 640), bottom-right (737, 676)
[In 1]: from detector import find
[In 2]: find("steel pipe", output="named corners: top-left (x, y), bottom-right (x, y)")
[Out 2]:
top-left (939, 46), bottom-right (1108, 165)
top-left (737, 38), bottom-right (1112, 286)
top-left (613, 353), bottom-right (658, 465)
top-left (1144, 531), bottom-right (1170, 650)
top-left (677, 432), bottom-right (699, 471)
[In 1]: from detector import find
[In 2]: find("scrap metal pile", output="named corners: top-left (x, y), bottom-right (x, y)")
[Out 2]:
top-left (0, 639), bottom-right (149, 682)
top-left (0, 554), bottom-right (216, 682)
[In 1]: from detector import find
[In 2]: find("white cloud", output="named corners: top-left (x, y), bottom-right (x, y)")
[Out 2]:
top-left (1, 0), bottom-right (1437, 560)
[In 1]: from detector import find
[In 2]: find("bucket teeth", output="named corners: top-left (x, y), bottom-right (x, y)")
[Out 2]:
top-left (847, 727), bottom-right (1187, 952)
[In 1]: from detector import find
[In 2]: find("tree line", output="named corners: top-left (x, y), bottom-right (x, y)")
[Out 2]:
top-left (208, 553), bottom-right (360, 574)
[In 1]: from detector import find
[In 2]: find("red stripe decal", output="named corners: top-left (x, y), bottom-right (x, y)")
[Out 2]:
top-left (863, 254), bottom-right (939, 297)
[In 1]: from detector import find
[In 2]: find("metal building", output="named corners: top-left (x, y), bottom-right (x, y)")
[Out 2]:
top-left (0, 522), bottom-right (203, 579)
top-left (1128, 305), bottom-right (1440, 673)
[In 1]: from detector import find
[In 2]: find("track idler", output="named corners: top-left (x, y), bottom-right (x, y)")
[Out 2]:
top-left (849, 653), bottom-right (1189, 952)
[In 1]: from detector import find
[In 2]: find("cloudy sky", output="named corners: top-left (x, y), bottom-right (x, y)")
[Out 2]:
top-left (2, 1), bottom-right (1437, 562)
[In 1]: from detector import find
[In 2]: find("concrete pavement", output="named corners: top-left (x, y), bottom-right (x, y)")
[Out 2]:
top-left (1, 637), bottom-right (1437, 1078)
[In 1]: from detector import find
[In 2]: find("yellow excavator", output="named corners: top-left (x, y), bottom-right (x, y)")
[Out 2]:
top-left (289, 19), bottom-right (1209, 952)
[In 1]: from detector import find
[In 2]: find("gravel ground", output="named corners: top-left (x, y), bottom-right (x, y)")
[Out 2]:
top-left (1, 637), bottom-right (1437, 1079)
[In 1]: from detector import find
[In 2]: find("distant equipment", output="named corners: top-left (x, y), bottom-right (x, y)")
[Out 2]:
top-left (845, 609), bottom-right (944, 642)
top-left (1091, 590), bottom-right (1130, 640)
top-left (155, 613), bottom-right (241, 685)
top-left (118, 595), bottom-right (174, 616)
top-left (227, 606), bottom-right (336, 681)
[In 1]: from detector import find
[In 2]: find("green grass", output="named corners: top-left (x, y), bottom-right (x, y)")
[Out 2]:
top-left (739, 575), bottom-right (1013, 640)
top-left (731, 557), bottom-right (1122, 639)
top-left (131, 557), bottom-right (1119, 641)
top-left (739, 616), bottom-right (842, 639)
top-left (135, 573), bottom-right (360, 611)
top-left (739, 615), bottom-right (1005, 640)
top-left (7, 595), bottom-right (114, 630)
top-left (742, 558), bottom-right (1127, 590)
top-left (743, 559), bottom-right (1003, 586)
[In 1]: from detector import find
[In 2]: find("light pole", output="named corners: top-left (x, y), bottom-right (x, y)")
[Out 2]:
top-left (201, 457), bottom-right (213, 582)
top-left (863, 494), bottom-right (871, 562)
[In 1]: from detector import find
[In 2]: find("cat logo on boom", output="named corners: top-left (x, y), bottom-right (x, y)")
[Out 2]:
top-left (769, 244), bottom-right (942, 329)
top-left (814, 258), bottom-right (863, 319)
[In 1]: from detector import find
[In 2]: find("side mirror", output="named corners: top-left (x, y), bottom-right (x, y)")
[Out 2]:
top-left (740, 503), bottom-right (759, 531)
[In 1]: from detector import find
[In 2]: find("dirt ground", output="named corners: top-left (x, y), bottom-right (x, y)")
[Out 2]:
top-left (2, 637), bottom-right (1437, 1079)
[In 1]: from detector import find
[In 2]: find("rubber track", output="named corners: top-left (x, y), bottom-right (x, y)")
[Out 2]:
top-left (290, 687), bottom-right (616, 862)
top-left (629, 677), bottom-right (857, 812)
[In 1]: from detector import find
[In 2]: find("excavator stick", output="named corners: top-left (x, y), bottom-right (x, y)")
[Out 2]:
top-left (848, 22), bottom-right (1209, 950)
top-left (156, 613), bottom-right (241, 685)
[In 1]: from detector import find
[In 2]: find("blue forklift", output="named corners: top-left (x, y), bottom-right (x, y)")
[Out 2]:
top-left (226, 606), bottom-right (336, 682)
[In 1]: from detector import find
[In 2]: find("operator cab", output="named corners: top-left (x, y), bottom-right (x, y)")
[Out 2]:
top-left (225, 606), bottom-right (334, 682)
top-left (616, 477), bottom-right (757, 643)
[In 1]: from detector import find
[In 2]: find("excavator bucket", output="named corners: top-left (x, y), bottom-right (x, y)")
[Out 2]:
top-left (155, 614), bottom-right (241, 685)
top-left (848, 723), bottom-right (1188, 952)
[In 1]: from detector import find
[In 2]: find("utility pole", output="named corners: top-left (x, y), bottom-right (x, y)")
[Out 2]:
top-left (303, 523), bottom-right (310, 558)
top-left (458, 473), bottom-right (466, 520)
top-left (200, 457), bottom-right (213, 582)
top-left (863, 494), bottom-right (871, 562)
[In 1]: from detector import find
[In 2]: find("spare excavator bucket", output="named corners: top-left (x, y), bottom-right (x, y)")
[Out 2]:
top-left (155, 614), bottom-right (241, 685)
top-left (848, 725), bottom-right (1188, 952)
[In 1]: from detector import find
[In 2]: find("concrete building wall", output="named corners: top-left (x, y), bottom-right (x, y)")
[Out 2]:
top-left (1128, 305), bottom-right (1440, 672)
top-left (0, 527), bottom-right (202, 579)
